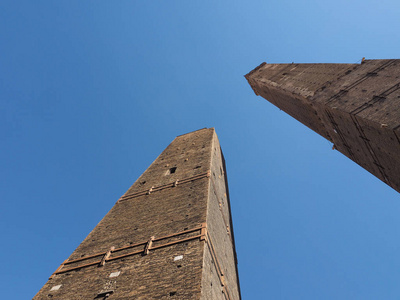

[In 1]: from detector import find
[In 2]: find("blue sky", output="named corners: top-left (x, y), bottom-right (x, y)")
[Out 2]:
top-left (1, 1), bottom-right (400, 299)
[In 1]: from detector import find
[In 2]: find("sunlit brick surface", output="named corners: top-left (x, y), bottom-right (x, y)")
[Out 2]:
top-left (34, 128), bottom-right (240, 300)
top-left (246, 60), bottom-right (400, 193)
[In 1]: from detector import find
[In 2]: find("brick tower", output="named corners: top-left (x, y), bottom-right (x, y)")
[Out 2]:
top-left (34, 128), bottom-right (241, 299)
top-left (245, 59), bottom-right (400, 193)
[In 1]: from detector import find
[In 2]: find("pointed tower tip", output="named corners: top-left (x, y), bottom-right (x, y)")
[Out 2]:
top-left (176, 127), bottom-right (213, 138)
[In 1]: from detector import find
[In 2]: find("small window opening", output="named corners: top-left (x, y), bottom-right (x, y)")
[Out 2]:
top-left (94, 290), bottom-right (113, 299)
top-left (166, 167), bottom-right (177, 175)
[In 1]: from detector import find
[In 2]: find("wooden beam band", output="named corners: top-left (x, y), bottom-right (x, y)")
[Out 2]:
top-left (206, 232), bottom-right (224, 285)
top-left (107, 249), bottom-right (144, 261)
top-left (118, 171), bottom-right (210, 203)
top-left (151, 235), bottom-right (202, 250)
top-left (55, 260), bottom-right (101, 274)
top-left (112, 241), bottom-right (147, 253)
top-left (154, 226), bottom-right (202, 242)
top-left (52, 225), bottom-right (206, 276)
top-left (64, 252), bottom-right (107, 265)
top-left (49, 259), bottom-right (67, 279)
top-left (223, 286), bottom-right (232, 300)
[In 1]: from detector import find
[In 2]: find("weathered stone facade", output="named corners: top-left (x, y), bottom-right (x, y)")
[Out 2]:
top-left (34, 128), bottom-right (241, 299)
top-left (246, 60), bottom-right (400, 193)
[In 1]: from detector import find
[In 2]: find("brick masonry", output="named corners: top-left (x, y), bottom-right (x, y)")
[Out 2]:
top-left (245, 59), bottom-right (400, 194)
top-left (34, 128), bottom-right (241, 299)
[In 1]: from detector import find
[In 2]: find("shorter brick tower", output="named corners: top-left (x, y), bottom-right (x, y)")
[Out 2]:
top-left (246, 60), bottom-right (400, 193)
top-left (34, 128), bottom-right (241, 299)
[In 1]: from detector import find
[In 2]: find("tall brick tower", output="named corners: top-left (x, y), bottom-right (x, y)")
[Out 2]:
top-left (34, 128), bottom-right (241, 299)
top-left (245, 59), bottom-right (400, 193)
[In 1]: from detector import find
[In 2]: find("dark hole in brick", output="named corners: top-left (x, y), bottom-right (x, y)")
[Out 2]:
top-left (95, 290), bottom-right (114, 299)
top-left (48, 295), bottom-right (53, 298)
top-left (167, 167), bottom-right (177, 174)
top-left (141, 181), bottom-right (146, 185)
top-left (194, 165), bottom-right (201, 169)
top-left (184, 227), bottom-right (188, 230)
top-left (177, 264), bottom-right (182, 268)
top-left (169, 291), bottom-right (177, 296)
top-left (185, 215), bottom-right (189, 218)
top-left (81, 254), bottom-right (85, 257)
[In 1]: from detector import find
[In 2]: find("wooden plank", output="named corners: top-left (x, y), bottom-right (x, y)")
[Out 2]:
top-left (64, 252), bottom-right (106, 265)
top-left (144, 236), bottom-right (154, 255)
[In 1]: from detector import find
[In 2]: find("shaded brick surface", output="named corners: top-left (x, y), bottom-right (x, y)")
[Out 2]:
top-left (246, 60), bottom-right (400, 193)
top-left (34, 128), bottom-right (240, 299)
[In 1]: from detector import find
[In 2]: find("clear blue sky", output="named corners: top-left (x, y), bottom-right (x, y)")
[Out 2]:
top-left (1, 1), bottom-right (400, 299)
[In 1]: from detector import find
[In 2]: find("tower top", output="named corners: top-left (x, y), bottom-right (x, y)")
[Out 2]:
top-left (34, 128), bottom-right (241, 299)
top-left (246, 59), bottom-right (400, 193)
